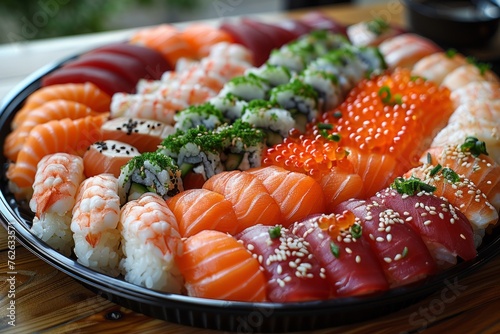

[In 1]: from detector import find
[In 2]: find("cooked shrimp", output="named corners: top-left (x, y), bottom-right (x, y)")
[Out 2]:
top-left (412, 51), bottom-right (467, 85)
top-left (71, 173), bottom-right (122, 276)
top-left (29, 153), bottom-right (85, 256)
top-left (448, 100), bottom-right (500, 126)
top-left (450, 81), bottom-right (500, 108)
top-left (207, 41), bottom-right (253, 65)
top-left (110, 92), bottom-right (186, 124)
top-left (379, 33), bottom-right (441, 69)
top-left (157, 83), bottom-right (216, 105)
top-left (442, 63), bottom-right (500, 91)
top-left (119, 192), bottom-right (183, 292)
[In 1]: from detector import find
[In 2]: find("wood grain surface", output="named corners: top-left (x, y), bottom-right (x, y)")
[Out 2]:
top-left (1, 3), bottom-right (500, 334)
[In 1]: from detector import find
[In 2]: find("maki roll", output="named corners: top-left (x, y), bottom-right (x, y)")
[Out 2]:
top-left (349, 45), bottom-right (387, 75)
top-left (218, 73), bottom-right (270, 101)
top-left (246, 64), bottom-right (292, 88)
top-left (158, 126), bottom-right (225, 181)
top-left (217, 120), bottom-right (267, 170)
top-left (174, 103), bottom-right (227, 132)
top-left (267, 47), bottom-right (308, 74)
top-left (208, 93), bottom-right (248, 122)
top-left (241, 100), bottom-right (296, 144)
top-left (270, 79), bottom-right (320, 124)
top-left (299, 69), bottom-right (342, 112)
top-left (118, 151), bottom-right (183, 204)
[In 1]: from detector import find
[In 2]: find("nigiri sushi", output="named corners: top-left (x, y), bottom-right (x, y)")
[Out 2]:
top-left (71, 174), bottom-right (122, 276)
top-left (177, 229), bottom-right (267, 301)
top-left (83, 140), bottom-right (140, 178)
top-left (119, 192), bottom-right (183, 292)
top-left (29, 153), bottom-right (85, 256)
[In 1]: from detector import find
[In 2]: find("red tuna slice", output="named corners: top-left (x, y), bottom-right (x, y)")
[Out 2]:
top-left (299, 11), bottom-right (347, 36)
top-left (62, 52), bottom-right (147, 86)
top-left (241, 18), bottom-right (298, 49)
top-left (42, 66), bottom-right (135, 95)
top-left (220, 21), bottom-right (274, 66)
top-left (87, 43), bottom-right (171, 80)
top-left (371, 188), bottom-right (476, 267)
top-left (291, 214), bottom-right (389, 297)
top-left (236, 224), bottom-right (332, 302)
top-left (276, 18), bottom-right (313, 38)
top-left (334, 199), bottom-right (437, 287)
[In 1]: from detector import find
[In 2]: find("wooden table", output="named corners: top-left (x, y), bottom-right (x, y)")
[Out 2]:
top-left (1, 3), bottom-right (500, 333)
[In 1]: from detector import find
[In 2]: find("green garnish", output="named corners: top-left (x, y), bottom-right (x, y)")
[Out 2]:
top-left (378, 86), bottom-right (392, 104)
top-left (466, 56), bottom-right (491, 76)
top-left (333, 111), bottom-right (342, 118)
top-left (350, 224), bottom-right (362, 239)
top-left (441, 167), bottom-right (460, 183)
top-left (460, 136), bottom-right (488, 157)
top-left (366, 17), bottom-right (390, 35)
top-left (317, 122), bottom-right (333, 130)
top-left (217, 120), bottom-right (266, 148)
top-left (271, 79), bottom-right (318, 100)
top-left (426, 152), bottom-right (432, 164)
top-left (159, 126), bottom-right (224, 154)
top-left (445, 49), bottom-right (458, 58)
top-left (268, 226), bottom-right (282, 239)
top-left (429, 164), bottom-right (442, 177)
top-left (330, 241), bottom-right (340, 258)
top-left (391, 176), bottom-right (436, 195)
top-left (402, 246), bottom-right (408, 258)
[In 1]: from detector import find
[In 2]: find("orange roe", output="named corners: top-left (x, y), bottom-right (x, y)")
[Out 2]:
top-left (313, 68), bottom-right (453, 166)
top-left (316, 211), bottom-right (357, 239)
top-left (262, 128), bottom-right (350, 179)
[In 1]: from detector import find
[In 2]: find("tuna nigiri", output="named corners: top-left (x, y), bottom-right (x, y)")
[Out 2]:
top-left (236, 224), bottom-right (332, 302)
top-left (177, 229), bottom-right (267, 302)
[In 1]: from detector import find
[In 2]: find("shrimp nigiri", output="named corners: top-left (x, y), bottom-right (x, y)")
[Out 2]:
top-left (29, 153), bottom-right (85, 256)
top-left (119, 192), bottom-right (183, 292)
top-left (71, 174), bottom-right (122, 276)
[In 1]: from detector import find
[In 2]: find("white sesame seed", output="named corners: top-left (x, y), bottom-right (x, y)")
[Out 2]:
top-left (376, 237), bottom-right (385, 242)
top-left (394, 254), bottom-right (402, 261)
top-left (355, 255), bottom-right (361, 263)
top-left (423, 220), bottom-right (432, 226)
top-left (247, 244), bottom-right (254, 251)
top-left (277, 265), bottom-right (283, 275)
top-left (387, 234), bottom-right (393, 242)
top-left (384, 257), bottom-right (392, 263)
top-left (460, 234), bottom-right (466, 240)
top-left (345, 247), bottom-right (352, 254)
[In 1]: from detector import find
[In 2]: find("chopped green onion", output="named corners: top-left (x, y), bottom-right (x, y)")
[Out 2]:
top-left (445, 49), bottom-right (458, 58)
top-left (426, 152), bottom-right (432, 164)
top-left (460, 136), bottom-right (488, 157)
top-left (366, 17), bottom-right (390, 35)
top-left (333, 111), bottom-right (342, 118)
top-left (402, 246), bottom-right (408, 258)
top-left (378, 86), bottom-right (392, 104)
top-left (442, 167), bottom-right (460, 183)
top-left (317, 122), bottom-right (333, 130)
top-left (330, 241), bottom-right (340, 258)
top-left (350, 224), bottom-right (362, 239)
top-left (429, 164), bottom-right (442, 177)
top-left (329, 133), bottom-right (341, 142)
top-left (268, 226), bottom-right (282, 239)
top-left (391, 176), bottom-right (436, 195)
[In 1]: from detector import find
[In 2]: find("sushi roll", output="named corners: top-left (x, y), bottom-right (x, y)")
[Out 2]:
top-left (173, 103), bottom-right (227, 132)
top-left (246, 64), bottom-right (292, 88)
top-left (119, 192), bottom-right (183, 293)
top-left (118, 151), bottom-right (183, 204)
top-left (29, 153), bottom-right (85, 256)
top-left (157, 126), bottom-right (225, 181)
top-left (270, 79), bottom-right (320, 123)
top-left (349, 45), bottom-right (387, 75)
top-left (216, 120), bottom-right (267, 170)
top-left (208, 93), bottom-right (248, 122)
top-left (218, 73), bottom-right (270, 101)
top-left (83, 140), bottom-right (140, 178)
top-left (241, 100), bottom-right (296, 144)
top-left (267, 47), bottom-right (308, 74)
top-left (71, 174), bottom-right (122, 276)
top-left (299, 69), bottom-right (342, 112)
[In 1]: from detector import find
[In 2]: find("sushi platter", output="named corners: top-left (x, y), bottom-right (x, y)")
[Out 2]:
top-left (1, 5), bottom-right (500, 333)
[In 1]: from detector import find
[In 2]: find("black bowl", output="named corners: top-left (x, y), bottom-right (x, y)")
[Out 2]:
top-left (403, 0), bottom-right (500, 47)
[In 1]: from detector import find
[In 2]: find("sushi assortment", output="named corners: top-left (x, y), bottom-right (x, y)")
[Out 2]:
top-left (2, 13), bottom-right (500, 306)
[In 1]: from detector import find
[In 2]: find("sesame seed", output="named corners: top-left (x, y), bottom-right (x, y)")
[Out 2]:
top-left (460, 234), bottom-right (466, 240)
top-left (277, 265), bottom-right (283, 275)
top-left (376, 237), bottom-right (384, 242)
top-left (387, 234), bottom-right (393, 242)
top-left (247, 244), bottom-right (254, 251)
top-left (345, 247), bottom-right (352, 254)
top-left (384, 257), bottom-right (392, 263)
top-left (394, 254), bottom-right (402, 261)
top-left (423, 220), bottom-right (432, 226)
top-left (355, 255), bottom-right (361, 263)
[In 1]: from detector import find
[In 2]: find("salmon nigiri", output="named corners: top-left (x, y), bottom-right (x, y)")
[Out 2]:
top-left (247, 166), bottom-right (325, 226)
top-left (318, 162), bottom-right (364, 212)
top-left (423, 138), bottom-right (500, 211)
top-left (4, 100), bottom-right (100, 162)
top-left (12, 82), bottom-right (111, 130)
top-left (82, 140), bottom-right (140, 178)
top-left (177, 229), bottom-right (267, 302)
top-left (181, 24), bottom-right (234, 58)
top-left (202, 170), bottom-right (284, 233)
top-left (167, 188), bottom-right (239, 237)
top-left (404, 164), bottom-right (498, 247)
top-left (7, 114), bottom-right (108, 198)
